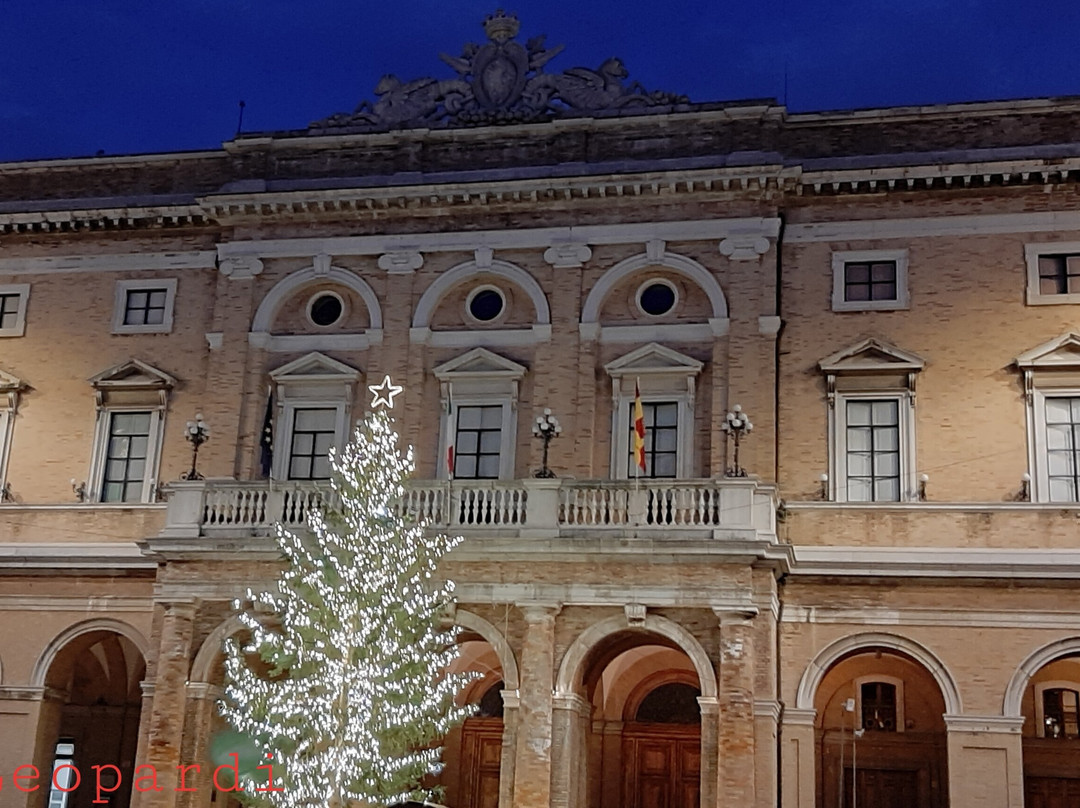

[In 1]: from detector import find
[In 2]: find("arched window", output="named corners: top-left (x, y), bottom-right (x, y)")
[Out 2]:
top-left (634, 682), bottom-right (701, 725)
top-left (476, 680), bottom-right (504, 719)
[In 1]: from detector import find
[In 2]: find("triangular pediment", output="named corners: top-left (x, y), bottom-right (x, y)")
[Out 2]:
top-left (89, 359), bottom-right (176, 389)
top-left (604, 343), bottom-right (704, 377)
top-left (270, 352), bottom-right (361, 381)
top-left (1016, 333), bottom-right (1080, 369)
top-left (434, 348), bottom-right (527, 380)
top-left (0, 368), bottom-right (24, 392)
top-left (819, 338), bottom-right (925, 374)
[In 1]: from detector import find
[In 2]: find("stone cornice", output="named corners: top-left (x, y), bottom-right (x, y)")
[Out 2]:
top-left (790, 545), bottom-right (1080, 579)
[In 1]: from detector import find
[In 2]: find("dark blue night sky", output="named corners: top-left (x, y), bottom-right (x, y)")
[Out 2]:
top-left (2, 0), bottom-right (1079, 162)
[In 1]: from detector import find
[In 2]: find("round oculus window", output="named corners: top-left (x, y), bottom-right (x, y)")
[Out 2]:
top-left (637, 280), bottom-right (677, 316)
top-left (467, 287), bottom-right (505, 322)
top-left (308, 292), bottom-right (344, 327)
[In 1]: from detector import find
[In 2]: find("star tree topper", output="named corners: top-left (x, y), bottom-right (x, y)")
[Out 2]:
top-left (368, 374), bottom-right (403, 409)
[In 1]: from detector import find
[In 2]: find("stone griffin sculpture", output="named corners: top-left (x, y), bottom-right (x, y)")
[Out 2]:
top-left (310, 10), bottom-right (688, 132)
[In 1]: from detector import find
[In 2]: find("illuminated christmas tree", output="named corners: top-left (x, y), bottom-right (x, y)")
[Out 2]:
top-left (221, 377), bottom-right (472, 808)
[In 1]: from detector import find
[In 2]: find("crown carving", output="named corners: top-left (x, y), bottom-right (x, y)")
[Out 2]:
top-left (483, 9), bottom-right (520, 43)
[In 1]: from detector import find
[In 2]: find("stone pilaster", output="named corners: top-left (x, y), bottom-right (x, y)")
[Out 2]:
top-left (945, 715), bottom-right (1026, 808)
top-left (715, 609), bottom-right (757, 806)
top-left (779, 707), bottom-right (817, 808)
top-left (551, 692), bottom-right (590, 808)
top-left (697, 696), bottom-right (719, 808)
top-left (181, 683), bottom-right (224, 808)
top-left (140, 600), bottom-right (198, 808)
top-left (512, 604), bottom-right (560, 808)
top-left (498, 689), bottom-right (520, 808)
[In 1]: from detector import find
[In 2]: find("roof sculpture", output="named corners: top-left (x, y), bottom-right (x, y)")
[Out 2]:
top-left (309, 10), bottom-right (688, 133)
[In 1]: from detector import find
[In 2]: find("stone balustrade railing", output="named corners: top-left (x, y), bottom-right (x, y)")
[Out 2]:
top-left (157, 477), bottom-right (776, 540)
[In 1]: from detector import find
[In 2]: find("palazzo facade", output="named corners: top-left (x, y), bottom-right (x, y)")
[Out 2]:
top-left (1, 14), bottom-right (1080, 808)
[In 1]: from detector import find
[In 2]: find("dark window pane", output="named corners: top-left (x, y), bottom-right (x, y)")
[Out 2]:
top-left (639, 282), bottom-right (676, 315)
top-left (309, 294), bottom-right (343, 326)
top-left (468, 289), bottom-right (504, 321)
top-left (287, 407), bottom-right (336, 481)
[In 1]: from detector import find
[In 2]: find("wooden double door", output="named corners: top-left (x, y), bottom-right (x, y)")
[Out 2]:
top-left (1026, 777), bottom-right (1080, 808)
top-left (458, 717), bottom-right (503, 808)
top-left (621, 724), bottom-right (701, 808)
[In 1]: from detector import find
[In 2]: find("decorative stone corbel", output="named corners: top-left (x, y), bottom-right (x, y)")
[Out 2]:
top-left (218, 255), bottom-right (264, 279)
top-left (377, 251), bottom-right (424, 273)
top-left (474, 246), bottom-right (494, 269)
top-left (543, 243), bottom-right (592, 268)
top-left (312, 253), bottom-right (332, 276)
top-left (719, 235), bottom-right (771, 261)
top-left (645, 239), bottom-right (666, 261)
top-left (624, 603), bottom-right (647, 627)
top-left (205, 332), bottom-right (223, 351)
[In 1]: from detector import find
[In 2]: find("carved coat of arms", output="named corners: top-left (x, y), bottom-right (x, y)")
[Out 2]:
top-left (311, 10), bottom-right (688, 133)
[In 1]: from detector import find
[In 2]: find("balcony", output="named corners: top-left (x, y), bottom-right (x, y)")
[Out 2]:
top-left (157, 477), bottom-right (778, 544)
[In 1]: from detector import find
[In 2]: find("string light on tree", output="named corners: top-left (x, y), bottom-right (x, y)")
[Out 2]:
top-left (221, 375), bottom-right (473, 808)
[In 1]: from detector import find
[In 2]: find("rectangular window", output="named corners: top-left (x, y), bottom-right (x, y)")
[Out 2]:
top-left (112, 278), bottom-right (177, 333)
top-left (845, 399), bottom-right (901, 502)
top-left (124, 287), bottom-right (169, 326)
top-left (1044, 397), bottom-right (1080, 502)
top-left (831, 250), bottom-right (909, 312)
top-left (101, 411), bottom-right (152, 502)
top-left (1043, 688), bottom-right (1080, 739)
top-left (1038, 254), bottom-right (1080, 297)
top-left (861, 682), bottom-right (898, 732)
top-left (454, 405), bottom-right (503, 479)
top-left (288, 407), bottom-right (336, 480)
top-left (0, 284), bottom-right (30, 337)
top-left (844, 261), bottom-right (898, 303)
top-left (0, 294), bottom-right (22, 330)
top-left (628, 401), bottom-right (678, 478)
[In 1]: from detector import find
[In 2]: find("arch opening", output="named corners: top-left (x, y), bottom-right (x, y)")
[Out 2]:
top-left (35, 628), bottom-right (146, 808)
top-left (811, 645), bottom-right (949, 808)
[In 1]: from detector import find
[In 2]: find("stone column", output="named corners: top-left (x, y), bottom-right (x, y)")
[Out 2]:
top-left (945, 715), bottom-right (1025, 808)
top-left (779, 708), bottom-right (817, 808)
top-left (139, 600), bottom-right (198, 808)
top-left (697, 696), bottom-right (719, 808)
top-left (129, 681), bottom-right (156, 808)
top-left (16, 686), bottom-right (67, 808)
top-left (512, 604), bottom-right (560, 808)
top-left (498, 690), bottom-right (520, 808)
top-left (715, 610), bottom-right (757, 806)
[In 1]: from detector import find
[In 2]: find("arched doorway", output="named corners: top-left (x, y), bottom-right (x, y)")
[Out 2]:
top-left (1016, 649), bottom-right (1080, 806)
top-left (577, 636), bottom-right (705, 808)
top-left (36, 629), bottom-right (146, 808)
top-left (813, 646), bottom-right (948, 808)
top-left (442, 634), bottom-right (506, 808)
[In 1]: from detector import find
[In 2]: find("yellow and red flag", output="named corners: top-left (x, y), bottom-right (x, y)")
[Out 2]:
top-left (633, 379), bottom-right (646, 474)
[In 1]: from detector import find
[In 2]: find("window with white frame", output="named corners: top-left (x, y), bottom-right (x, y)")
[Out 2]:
top-left (831, 250), bottom-right (909, 312)
top-left (87, 360), bottom-right (174, 503)
top-left (855, 675), bottom-right (905, 733)
top-left (0, 284), bottom-right (30, 337)
top-left (1035, 681), bottom-right (1080, 739)
top-left (1017, 333), bottom-right (1080, 502)
top-left (268, 352), bottom-right (360, 482)
top-left (605, 343), bottom-right (702, 479)
top-left (0, 370), bottom-right (25, 499)
top-left (112, 278), bottom-right (177, 334)
top-left (434, 348), bottom-right (525, 481)
top-left (628, 400), bottom-right (679, 478)
top-left (1025, 243), bottom-right (1080, 305)
top-left (820, 338), bottom-right (924, 502)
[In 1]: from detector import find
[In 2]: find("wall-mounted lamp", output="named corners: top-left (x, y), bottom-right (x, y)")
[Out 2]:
top-left (71, 479), bottom-right (86, 502)
top-left (819, 472), bottom-right (830, 501)
top-left (918, 473), bottom-right (929, 501)
top-left (1019, 472), bottom-right (1031, 502)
